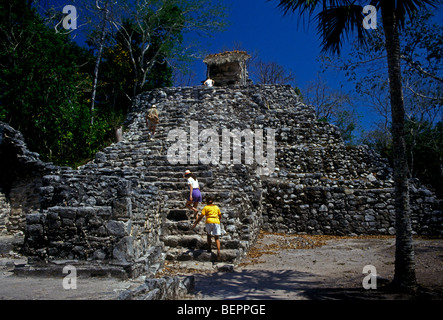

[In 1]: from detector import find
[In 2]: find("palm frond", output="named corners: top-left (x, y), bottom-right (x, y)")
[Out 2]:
top-left (370, 0), bottom-right (441, 28)
top-left (316, 4), bottom-right (369, 54)
top-left (275, 0), bottom-right (356, 16)
top-left (272, 0), bottom-right (441, 54)
top-left (275, 0), bottom-right (320, 16)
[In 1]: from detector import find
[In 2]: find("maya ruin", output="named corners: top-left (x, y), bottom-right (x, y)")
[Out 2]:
top-left (0, 51), bottom-right (441, 299)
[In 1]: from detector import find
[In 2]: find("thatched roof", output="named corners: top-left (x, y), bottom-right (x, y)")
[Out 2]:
top-left (203, 51), bottom-right (251, 65)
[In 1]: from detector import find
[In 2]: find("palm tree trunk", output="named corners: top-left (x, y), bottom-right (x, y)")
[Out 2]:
top-left (381, 4), bottom-right (417, 291)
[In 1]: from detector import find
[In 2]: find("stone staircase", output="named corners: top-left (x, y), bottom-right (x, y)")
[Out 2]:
top-left (82, 87), bottom-right (253, 267)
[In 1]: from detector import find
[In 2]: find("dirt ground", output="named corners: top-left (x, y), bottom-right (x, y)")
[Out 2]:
top-left (0, 232), bottom-right (442, 300)
top-left (187, 232), bottom-right (443, 300)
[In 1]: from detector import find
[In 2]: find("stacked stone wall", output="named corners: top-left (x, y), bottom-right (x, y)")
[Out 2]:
top-left (1, 122), bottom-right (166, 278)
top-left (0, 122), bottom-right (56, 236)
top-left (23, 166), bottom-right (165, 277)
top-left (0, 189), bottom-right (10, 235)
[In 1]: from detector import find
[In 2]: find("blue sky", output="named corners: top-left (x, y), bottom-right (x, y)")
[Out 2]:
top-left (189, 0), bottom-right (328, 89)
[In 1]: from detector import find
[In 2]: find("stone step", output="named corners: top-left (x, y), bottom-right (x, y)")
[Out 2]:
top-left (100, 147), bottom-right (164, 157)
top-left (137, 181), bottom-right (187, 191)
top-left (162, 199), bottom-right (187, 209)
top-left (142, 171), bottom-right (213, 179)
top-left (162, 234), bottom-right (205, 249)
top-left (162, 189), bottom-right (232, 202)
top-left (142, 179), bottom-right (213, 189)
top-left (146, 170), bottom-right (213, 178)
top-left (166, 209), bottom-right (191, 221)
top-left (0, 235), bottom-right (23, 255)
top-left (165, 247), bottom-right (239, 263)
top-left (143, 165), bottom-right (212, 172)
top-left (162, 232), bottom-right (241, 263)
top-left (157, 120), bottom-right (189, 127)
top-left (162, 234), bottom-right (241, 249)
top-left (162, 219), bottom-right (200, 235)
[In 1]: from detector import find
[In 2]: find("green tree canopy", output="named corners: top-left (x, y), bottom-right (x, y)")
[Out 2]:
top-left (0, 0), bottom-right (101, 165)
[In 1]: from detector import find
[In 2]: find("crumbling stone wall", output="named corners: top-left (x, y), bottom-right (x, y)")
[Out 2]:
top-left (0, 189), bottom-right (10, 235)
top-left (0, 122), bottom-right (56, 235)
top-left (0, 122), bottom-right (165, 278)
top-left (22, 165), bottom-right (165, 278)
top-left (248, 86), bottom-right (442, 236)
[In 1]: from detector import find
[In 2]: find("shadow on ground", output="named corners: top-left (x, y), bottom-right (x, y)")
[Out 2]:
top-left (192, 269), bottom-right (322, 300)
top-left (191, 268), bottom-right (443, 300)
top-left (302, 285), bottom-right (443, 300)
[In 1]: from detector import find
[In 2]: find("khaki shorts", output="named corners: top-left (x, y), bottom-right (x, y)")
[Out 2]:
top-left (205, 223), bottom-right (221, 236)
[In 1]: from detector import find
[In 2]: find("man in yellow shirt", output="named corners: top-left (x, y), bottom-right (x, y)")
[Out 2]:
top-left (191, 196), bottom-right (222, 260)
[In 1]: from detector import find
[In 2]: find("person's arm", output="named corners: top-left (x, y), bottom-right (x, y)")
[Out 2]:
top-left (155, 110), bottom-right (160, 123)
top-left (189, 184), bottom-right (193, 201)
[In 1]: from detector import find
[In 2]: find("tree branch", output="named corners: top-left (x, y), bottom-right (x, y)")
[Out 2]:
top-left (404, 85), bottom-right (443, 103)
top-left (401, 55), bottom-right (443, 83)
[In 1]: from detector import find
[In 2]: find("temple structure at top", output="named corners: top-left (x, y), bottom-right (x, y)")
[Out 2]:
top-left (203, 51), bottom-right (251, 86)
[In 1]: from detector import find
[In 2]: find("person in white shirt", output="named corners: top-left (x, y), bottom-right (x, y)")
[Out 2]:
top-left (184, 170), bottom-right (202, 220)
top-left (204, 78), bottom-right (214, 87)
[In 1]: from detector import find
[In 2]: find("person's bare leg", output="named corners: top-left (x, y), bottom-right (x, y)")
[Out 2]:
top-left (207, 234), bottom-right (212, 253)
top-left (148, 124), bottom-right (154, 139)
top-left (215, 236), bottom-right (221, 260)
top-left (192, 202), bottom-right (198, 219)
top-left (185, 201), bottom-right (195, 216)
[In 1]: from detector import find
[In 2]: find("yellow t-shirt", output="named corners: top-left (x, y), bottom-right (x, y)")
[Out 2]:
top-left (201, 204), bottom-right (221, 224)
